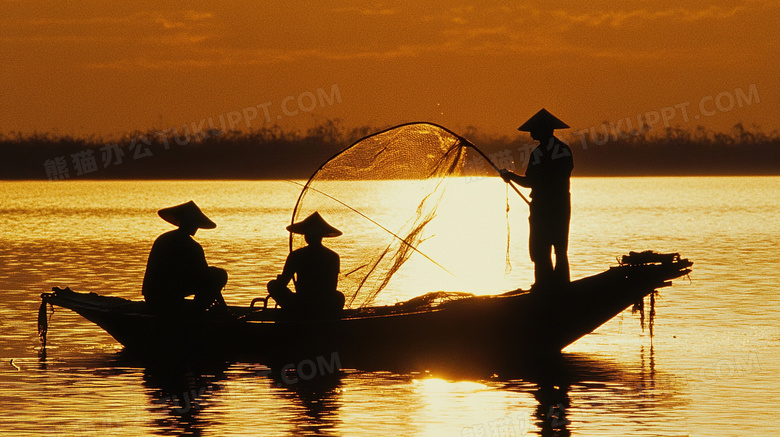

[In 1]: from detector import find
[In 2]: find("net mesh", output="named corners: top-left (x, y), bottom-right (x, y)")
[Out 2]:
top-left (290, 123), bottom-right (502, 308)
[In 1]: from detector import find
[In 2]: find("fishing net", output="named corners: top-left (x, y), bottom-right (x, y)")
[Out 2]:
top-left (290, 123), bottom-right (510, 308)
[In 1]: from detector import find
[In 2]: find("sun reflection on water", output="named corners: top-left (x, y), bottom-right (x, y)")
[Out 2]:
top-left (1, 178), bottom-right (779, 436)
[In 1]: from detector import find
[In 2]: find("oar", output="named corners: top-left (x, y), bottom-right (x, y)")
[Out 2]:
top-left (457, 136), bottom-right (531, 206)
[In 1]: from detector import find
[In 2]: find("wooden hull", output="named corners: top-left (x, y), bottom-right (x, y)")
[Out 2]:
top-left (40, 257), bottom-right (692, 369)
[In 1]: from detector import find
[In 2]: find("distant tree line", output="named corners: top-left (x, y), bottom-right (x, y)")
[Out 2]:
top-left (1, 120), bottom-right (777, 180)
top-left (464, 122), bottom-right (780, 176)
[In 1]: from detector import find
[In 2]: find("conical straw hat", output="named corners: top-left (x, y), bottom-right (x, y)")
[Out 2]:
top-left (158, 201), bottom-right (217, 229)
top-left (517, 108), bottom-right (570, 132)
top-left (287, 212), bottom-right (342, 237)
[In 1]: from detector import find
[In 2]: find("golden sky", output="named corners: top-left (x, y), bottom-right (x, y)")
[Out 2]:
top-left (1, 1), bottom-right (777, 137)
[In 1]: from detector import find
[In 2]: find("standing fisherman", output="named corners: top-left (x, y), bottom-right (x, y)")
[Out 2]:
top-left (500, 109), bottom-right (574, 288)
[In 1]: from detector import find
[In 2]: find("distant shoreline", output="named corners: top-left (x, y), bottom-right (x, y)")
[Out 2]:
top-left (2, 121), bottom-right (778, 180)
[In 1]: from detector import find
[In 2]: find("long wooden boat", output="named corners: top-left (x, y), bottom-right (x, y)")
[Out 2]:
top-left (39, 252), bottom-right (691, 369)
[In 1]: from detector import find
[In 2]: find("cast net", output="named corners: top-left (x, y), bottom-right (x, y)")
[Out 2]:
top-left (290, 123), bottom-right (512, 308)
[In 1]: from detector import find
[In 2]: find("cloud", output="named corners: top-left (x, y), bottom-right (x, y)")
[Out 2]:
top-left (154, 10), bottom-right (214, 29)
top-left (15, 9), bottom-right (212, 28)
top-left (553, 5), bottom-right (748, 28)
top-left (413, 2), bottom-right (778, 60)
top-left (0, 8), bottom-right (219, 68)
top-left (2, 9), bottom-right (216, 41)
top-left (84, 45), bottom-right (429, 70)
top-left (332, 5), bottom-right (397, 16)
top-left (8, 1), bottom-right (776, 71)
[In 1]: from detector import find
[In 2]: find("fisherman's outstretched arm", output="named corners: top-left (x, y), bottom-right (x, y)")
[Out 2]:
top-left (499, 169), bottom-right (532, 188)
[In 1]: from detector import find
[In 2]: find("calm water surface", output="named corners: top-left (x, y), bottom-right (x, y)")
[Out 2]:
top-left (0, 178), bottom-right (778, 436)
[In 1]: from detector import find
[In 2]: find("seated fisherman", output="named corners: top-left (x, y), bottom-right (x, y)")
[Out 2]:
top-left (142, 201), bottom-right (228, 314)
top-left (267, 212), bottom-right (345, 315)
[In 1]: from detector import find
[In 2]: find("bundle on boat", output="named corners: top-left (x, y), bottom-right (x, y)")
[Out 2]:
top-left (620, 250), bottom-right (682, 266)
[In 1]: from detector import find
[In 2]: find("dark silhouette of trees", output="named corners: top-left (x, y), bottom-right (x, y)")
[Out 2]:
top-left (1, 121), bottom-right (777, 180)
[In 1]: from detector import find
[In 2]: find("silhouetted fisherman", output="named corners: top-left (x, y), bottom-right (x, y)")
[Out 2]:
top-left (500, 108), bottom-right (574, 287)
top-left (267, 212), bottom-right (345, 315)
top-left (142, 201), bottom-right (228, 313)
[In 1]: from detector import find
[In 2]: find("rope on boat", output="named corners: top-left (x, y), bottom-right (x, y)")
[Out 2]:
top-left (624, 251), bottom-right (692, 342)
top-left (37, 299), bottom-right (52, 349)
top-left (649, 290), bottom-right (656, 339)
top-left (633, 290), bottom-right (659, 340)
top-left (38, 287), bottom-right (60, 351)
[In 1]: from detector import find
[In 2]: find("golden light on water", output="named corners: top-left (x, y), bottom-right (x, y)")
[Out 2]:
top-left (2, 178), bottom-right (779, 435)
top-left (1, 2), bottom-right (778, 434)
top-left (382, 177), bottom-right (531, 297)
top-left (296, 177), bottom-right (535, 306)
